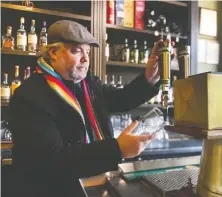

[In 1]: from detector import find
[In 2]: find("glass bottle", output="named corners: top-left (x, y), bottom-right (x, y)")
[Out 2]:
top-left (105, 33), bottom-right (109, 61)
top-left (104, 75), bottom-right (108, 85)
top-left (26, 66), bottom-right (31, 79)
top-left (39, 21), bottom-right (47, 51)
top-left (110, 75), bottom-right (116, 87)
top-left (1, 73), bottom-right (11, 103)
top-left (11, 65), bottom-right (22, 95)
top-left (2, 26), bottom-right (15, 50)
top-left (130, 40), bottom-right (139, 64)
top-left (121, 38), bottom-right (130, 62)
top-left (23, 69), bottom-right (27, 81)
top-left (17, 17), bottom-right (27, 51)
top-left (28, 19), bottom-right (37, 52)
top-left (140, 41), bottom-right (149, 64)
top-left (116, 76), bottom-right (124, 89)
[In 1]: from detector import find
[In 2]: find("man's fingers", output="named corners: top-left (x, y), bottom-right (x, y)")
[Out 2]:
top-left (123, 120), bottom-right (138, 134)
top-left (138, 134), bottom-right (154, 142)
top-left (150, 39), bottom-right (163, 58)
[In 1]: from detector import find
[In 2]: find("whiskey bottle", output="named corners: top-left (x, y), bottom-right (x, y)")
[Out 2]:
top-left (2, 26), bottom-right (15, 50)
top-left (11, 65), bottom-right (22, 95)
top-left (1, 73), bottom-right (11, 103)
top-left (26, 66), bottom-right (31, 79)
top-left (104, 75), bottom-right (108, 85)
top-left (110, 75), bottom-right (116, 87)
top-left (39, 21), bottom-right (47, 50)
top-left (17, 17), bottom-right (27, 51)
top-left (139, 41), bottom-right (149, 64)
top-left (105, 34), bottom-right (109, 61)
top-left (116, 76), bottom-right (124, 89)
top-left (121, 38), bottom-right (130, 62)
top-left (28, 19), bottom-right (37, 52)
top-left (130, 40), bottom-right (139, 64)
top-left (23, 69), bottom-right (27, 81)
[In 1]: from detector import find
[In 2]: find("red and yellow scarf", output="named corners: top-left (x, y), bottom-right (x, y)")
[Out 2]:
top-left (37, 57), bottom-right (104, 143)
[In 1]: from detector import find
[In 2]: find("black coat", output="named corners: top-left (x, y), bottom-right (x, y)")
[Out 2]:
top-left (8, 71), bottom-right (159, 197)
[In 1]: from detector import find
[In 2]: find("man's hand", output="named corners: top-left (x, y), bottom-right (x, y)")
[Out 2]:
top-left (145, 40), bottom-right (175, 86)
top-left (117, 121), bottom-right (154, 158)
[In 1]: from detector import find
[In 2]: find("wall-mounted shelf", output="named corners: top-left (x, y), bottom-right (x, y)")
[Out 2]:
top-left (107, 61), bottom-right (146, 68)
top-left (107, 61), bottom-right (179, 71)
top-left (1, 3), bottom-right (91, 21)
top-left (1, 102), bottom-right (9, 107)
top-left (1, 48), bottom-right (41, 57)
top-left (106, 24), bottom-right (188, 40)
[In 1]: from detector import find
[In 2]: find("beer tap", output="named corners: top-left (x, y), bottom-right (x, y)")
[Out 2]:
top-left (157, 17), bottom-right (172, 122)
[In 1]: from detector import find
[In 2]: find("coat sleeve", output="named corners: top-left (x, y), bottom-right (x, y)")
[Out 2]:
top-left (8, 96), bottom-right (122, 179)
top-left (99, 72), bottom-right (160, 113)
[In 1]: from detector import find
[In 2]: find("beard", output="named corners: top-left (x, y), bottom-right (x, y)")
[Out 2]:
top-left (68, 63), bottom-right (89, 83)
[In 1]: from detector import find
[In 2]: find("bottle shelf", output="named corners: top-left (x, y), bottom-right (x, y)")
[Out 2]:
top-left (106, 61), bottom-right (146, 68)
top-left (1, 3), bottom-right (91, 21)
top-left (106, 24), bottom-right (188, 40)
top-left (1, 102), bottom-right (9, 107)
top-left (106, 61), bottom-right (179, 71)
top-left (1, 48), bottom-right (41, 57)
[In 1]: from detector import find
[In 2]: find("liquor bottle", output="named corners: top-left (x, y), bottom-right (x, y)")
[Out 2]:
top-left (17, 17), bottom-right (27, 51)
top-left (23, 69), bottom-right (27, 81)
top-left (28, 19), bottom-right (38, 52)
top-left (121, 38), bottom-right (130, 62)
top-left (139, 41), bottom-right (149, 64)
top-left (116, 76), bottom-right (124, 89)
top-left (104, 75), bottom-right (108, 85)
top-left (26, 66), bottom-right (31, 79)
top-left (2, 26), bottom-right (15, 50)
top-left (11, 65), bottom-right (22, 95)
top-left (105, 34), bottom-right (109, 61)
top-left (39, 21), bottom-right (47, 51)
top-left (1, 73), bottom-right (11, 103)
top-left (110, 75), bottom-right (116, 87)
top-left (130, 40), bottom-right (139, 64)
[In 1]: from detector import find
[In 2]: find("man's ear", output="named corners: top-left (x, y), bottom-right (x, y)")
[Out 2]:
top-left (48, 46), bottom-right (58, 60)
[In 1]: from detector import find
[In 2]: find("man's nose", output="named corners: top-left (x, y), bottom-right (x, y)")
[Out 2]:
top-left (80, 55), bottom-right (88, 63)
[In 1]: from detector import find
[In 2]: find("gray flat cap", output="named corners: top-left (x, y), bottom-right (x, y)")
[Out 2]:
top-left (48, 20), bottom-right (99, 47)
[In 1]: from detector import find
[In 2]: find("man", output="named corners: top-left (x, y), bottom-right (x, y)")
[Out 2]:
top-left (8, 20), bottom-right (161, 197)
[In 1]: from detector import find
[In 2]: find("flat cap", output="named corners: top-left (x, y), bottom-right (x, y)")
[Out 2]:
top-left (48, 20), bottom-right (99, 47)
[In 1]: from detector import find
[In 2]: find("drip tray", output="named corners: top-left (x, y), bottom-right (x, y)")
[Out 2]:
top-left (141, 168), bottom-right (199, 197)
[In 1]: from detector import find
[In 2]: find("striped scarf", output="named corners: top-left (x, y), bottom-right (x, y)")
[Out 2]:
top-left (37, 57), bottom-right (104, 143)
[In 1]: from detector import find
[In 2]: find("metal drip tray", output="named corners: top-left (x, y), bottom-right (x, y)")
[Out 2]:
top-left (141, 168), bottom-right (199, 197)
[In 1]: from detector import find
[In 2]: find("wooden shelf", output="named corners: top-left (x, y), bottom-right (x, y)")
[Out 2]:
top-left (158, 0), bottom-right (188, 7)
top-left (106, 61), bottom-right (146, 68)
top-left (106, 24), bottom-right (188, 40)
top-left (1, 48), bottom-right (41, 57)
top-left (1, 3), bottom-right (91, 21)
top-left (107, 61), bottom-right (179, 71)
top-left (1, 102), bottom-right (9, 107)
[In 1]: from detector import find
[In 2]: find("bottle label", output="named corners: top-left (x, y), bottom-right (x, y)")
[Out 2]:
top-left (11, 83), bottom-right (21, 95)
top-left (39, 36), bottom-right (47, 45)
top-left (17, 35), bottom-right (27, 46)
top-left (1, 88), bottom-right (10, 99)
top-left (105, 44), bottom-right (109, 57)
top-left (3, 40), bottom-right (13, 49)
top-left (28, 34), bottom-right (37, 44)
